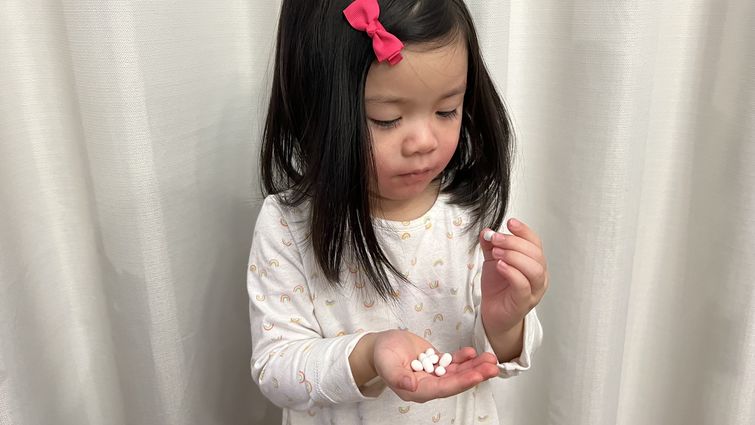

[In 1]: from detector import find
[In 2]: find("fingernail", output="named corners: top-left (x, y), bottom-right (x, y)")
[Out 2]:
top-left (483, 230), bottom-right (495, 242)
top-left (510, 218), bottom-right (521, 228)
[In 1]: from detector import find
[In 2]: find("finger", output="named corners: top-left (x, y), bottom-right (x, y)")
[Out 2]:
top-left (481, 227), bottom-right (546, 267)
top-left (486, 233), bottom-right (544, 265)
top-left (494, 259), bottom-right (531, 296)
top-left (488, 258), bottom-right (531, 302)
top-left (428, 362), bottom-right (500, 398)
top-left (450, 347), bottom-right (477, 364)
top-left (446, 352), bottom-right (498, 374)
top-left (418, 368), bottom-right (486, 400)
top-left (490, 249), bottom-right (546, 291)
top-left (506, 218), bottom-right (543, 249)
top-left (468, 360), bottom-right (501, 380)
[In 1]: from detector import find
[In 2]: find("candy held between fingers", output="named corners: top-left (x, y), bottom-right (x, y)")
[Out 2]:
top-left (483, 229), bottom-right (496, 242)
top-left (410, 359), bottom-right (424, 372)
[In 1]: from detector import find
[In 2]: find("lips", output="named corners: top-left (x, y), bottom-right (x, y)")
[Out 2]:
top-left (400, 167), bottom-right (433, 176)
top-left (396, 167), bottom-right (434, 184)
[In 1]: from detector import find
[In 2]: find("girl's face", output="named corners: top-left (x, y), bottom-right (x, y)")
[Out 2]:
top-left (365, 37), bottom-right (467, 209)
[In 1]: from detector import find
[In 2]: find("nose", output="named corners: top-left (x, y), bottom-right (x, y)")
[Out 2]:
top-left (402, 119), bottom-right (438, 156)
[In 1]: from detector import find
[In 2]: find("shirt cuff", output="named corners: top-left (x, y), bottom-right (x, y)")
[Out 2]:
top-left (474, 308), bottom-right (543, 378)
top-left (307, 332), bottom-right (384, 405)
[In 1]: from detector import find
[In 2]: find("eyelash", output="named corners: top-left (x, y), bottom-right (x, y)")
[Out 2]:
top-left (370, 109), bottom-right (459, 129)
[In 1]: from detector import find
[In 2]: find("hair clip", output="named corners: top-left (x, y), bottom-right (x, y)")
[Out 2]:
top-left (343, 0), bottom-right (404, 65)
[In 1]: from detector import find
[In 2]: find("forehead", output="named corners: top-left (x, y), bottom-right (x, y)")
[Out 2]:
top-left (365, 38), bottom-right (468, 104)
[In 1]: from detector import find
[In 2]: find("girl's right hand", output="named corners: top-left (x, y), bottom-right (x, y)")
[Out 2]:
top-left (372, 329), bottom-right (499, 403)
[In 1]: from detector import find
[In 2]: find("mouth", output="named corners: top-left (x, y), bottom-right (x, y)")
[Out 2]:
top-left (399, 167), bottom-right (433, 177)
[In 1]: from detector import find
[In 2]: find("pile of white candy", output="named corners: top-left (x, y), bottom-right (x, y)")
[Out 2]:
top-left (410, 348), bottom-right (452, 377)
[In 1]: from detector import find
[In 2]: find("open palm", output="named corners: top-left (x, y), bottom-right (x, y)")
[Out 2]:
top-left (372, 329), bottom-right (498, 403)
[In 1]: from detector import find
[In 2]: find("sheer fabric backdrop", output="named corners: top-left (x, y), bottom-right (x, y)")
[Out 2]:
top-left (0, 1), bottom-right (752, 424)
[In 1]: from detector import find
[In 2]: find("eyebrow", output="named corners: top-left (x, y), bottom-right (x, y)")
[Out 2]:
top-left (365, 83), bottom-right (467, 104)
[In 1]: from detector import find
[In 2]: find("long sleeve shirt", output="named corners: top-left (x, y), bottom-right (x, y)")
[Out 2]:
top-left (247, 193), bottom-right (543, 424)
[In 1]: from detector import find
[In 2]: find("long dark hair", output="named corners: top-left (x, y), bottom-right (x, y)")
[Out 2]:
top-left (261, 0), bottom-right (514, 300)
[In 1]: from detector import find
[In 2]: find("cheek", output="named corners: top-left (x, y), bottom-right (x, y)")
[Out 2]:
top-left (370, 146), bottom-right (394, 186)
top-left (374, 162), bottom-right (390, 185)
top-left (438, 132), bottom-right (461, 164)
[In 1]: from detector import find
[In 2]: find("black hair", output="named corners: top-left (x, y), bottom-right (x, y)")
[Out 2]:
top-left (261, 0), bottom-right (514, 301)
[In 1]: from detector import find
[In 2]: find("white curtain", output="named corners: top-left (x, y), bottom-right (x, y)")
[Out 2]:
top-left (0, 1), bottom-right (752, 424)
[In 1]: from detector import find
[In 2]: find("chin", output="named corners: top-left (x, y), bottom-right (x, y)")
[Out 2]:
top-left (387, 183), bottom-right (435, 200)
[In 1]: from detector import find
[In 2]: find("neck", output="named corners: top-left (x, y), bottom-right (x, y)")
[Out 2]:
top-left (371, 181), bottom-right (441, 222)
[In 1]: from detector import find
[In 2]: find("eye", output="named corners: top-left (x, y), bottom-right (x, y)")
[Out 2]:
top-left (370, 118), bottom-right (401, 129)
top-left (437, 109), bottom-right (459, 120)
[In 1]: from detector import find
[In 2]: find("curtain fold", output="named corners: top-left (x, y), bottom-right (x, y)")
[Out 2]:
top-left (1, 1), bottom-right (752, 424)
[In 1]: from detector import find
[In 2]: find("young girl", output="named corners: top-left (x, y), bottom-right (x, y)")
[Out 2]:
top-left (247, 0), bottom-right (548, 423)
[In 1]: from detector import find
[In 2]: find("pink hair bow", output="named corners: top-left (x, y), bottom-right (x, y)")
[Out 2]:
top-left (343, 0), bottom-right (404, 65)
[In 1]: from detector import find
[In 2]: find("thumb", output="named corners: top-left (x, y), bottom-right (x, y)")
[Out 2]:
top-left (381, 365), bottom-right (417, 392)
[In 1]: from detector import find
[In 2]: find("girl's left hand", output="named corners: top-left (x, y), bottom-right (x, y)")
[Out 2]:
top-left (479, 218), bottom-right (549, 334)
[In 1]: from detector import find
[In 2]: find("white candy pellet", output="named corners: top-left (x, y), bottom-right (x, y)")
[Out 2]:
top-left (483, 229), bottom-right (496, 242)
top-left (410, 359), bottom-right (424, 372)
top-left (439, 353), bottom-right (452, 368)
top-left (422, 359), bottom-right (435, 374)
top-left (413, 349), bottom-right (453, 375)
